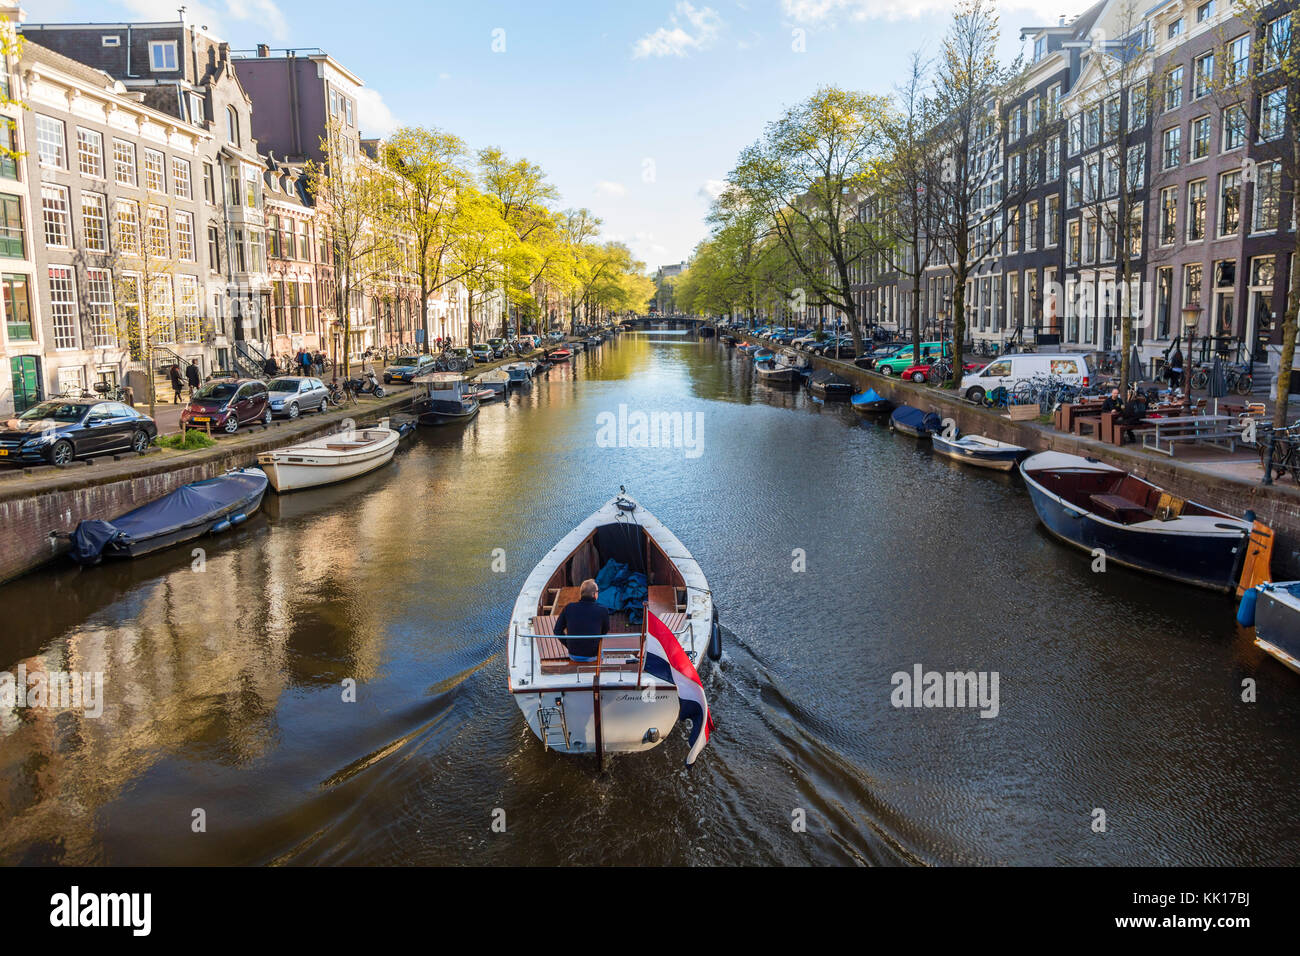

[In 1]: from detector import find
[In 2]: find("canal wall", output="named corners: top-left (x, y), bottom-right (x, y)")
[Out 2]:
top-left (0, 392), bottom-right (415, 585)
top-left (786, 346), bottom-right (1300, 578)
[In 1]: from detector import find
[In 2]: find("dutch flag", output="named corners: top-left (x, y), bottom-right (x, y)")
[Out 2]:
top-left (642, 609), bottom-right (714, 766)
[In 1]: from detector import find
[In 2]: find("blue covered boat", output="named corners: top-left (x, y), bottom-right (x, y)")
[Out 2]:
top-left (851, 388), bottom-right (891, 414)
top-left (1020, 451), bottom-right (1253, 592)
top-left (890, 405), bottom-right (941, 437)
top-left (70, 468), bottom-right (268, 564)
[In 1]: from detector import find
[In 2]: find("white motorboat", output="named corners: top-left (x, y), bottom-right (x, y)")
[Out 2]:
top-left (507, 493), bottom-right (720, 761)
top-left (930, 432), bottom-right (1028, 471)
top-left (257, 419), bottom-right (401, 492)
top-left (478, 367), bottom-right (511, 394)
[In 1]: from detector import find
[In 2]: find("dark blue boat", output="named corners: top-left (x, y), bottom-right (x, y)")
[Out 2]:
top-left (1240, 581), bottom-right (1300, 674)
top-left (890, 405), bottom-right (941, 437)
top-left (71, 468), bottom-right (268, 564)
top-left (1020, 452), bottom-right (1252, 591)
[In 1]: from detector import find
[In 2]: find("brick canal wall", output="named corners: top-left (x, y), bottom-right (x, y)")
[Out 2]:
top-left (782, 344), bottom-right (1300, 578)
top-left (0, 392), bottom-right (414, 585)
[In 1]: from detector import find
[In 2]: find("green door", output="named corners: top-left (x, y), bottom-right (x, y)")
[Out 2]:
top-left (9, 355), bottom-right (39, 413)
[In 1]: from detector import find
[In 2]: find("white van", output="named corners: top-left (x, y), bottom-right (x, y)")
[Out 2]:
top-left (960, 353), bottom-right (1091, 403)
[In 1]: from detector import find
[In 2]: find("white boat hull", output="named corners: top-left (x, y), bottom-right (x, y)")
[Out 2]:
top-left (258, 430), bottom-right (399, 492)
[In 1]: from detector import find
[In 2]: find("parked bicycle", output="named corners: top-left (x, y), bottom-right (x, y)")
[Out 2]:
top-left (1189, 363), bottom-right (1254, 395)
top-left (1252, 421), bottom-right (1300, 484)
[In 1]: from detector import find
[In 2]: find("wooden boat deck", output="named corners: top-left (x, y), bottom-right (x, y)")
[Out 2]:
top-left (530, 611), bottom-right (688, 673)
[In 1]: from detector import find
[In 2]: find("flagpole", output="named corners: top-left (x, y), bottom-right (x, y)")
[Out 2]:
top-left (636, 601), bottom-right (648, 689)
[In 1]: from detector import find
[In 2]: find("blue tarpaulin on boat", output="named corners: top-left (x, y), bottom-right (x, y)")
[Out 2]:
top-left (70, 470), bottom-right (267, 564)
top-left (891, 405), bottom-right (941, 434)
top-left (594, 559), bottom-right (648, 622)
top-left (852, 388), bottom-right (885, 406)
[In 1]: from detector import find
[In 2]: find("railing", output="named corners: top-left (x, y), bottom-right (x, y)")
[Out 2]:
top-left (234, 341), bottom-right (269, 380)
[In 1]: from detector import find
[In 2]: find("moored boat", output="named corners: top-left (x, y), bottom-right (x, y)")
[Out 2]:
top-left (808, 369), bottom-right (854, 400)
top-left (477, 367), bottom-right (511, 395)
top-left (1020, 451), bottom-right (1256, 591)
top-left (850, 387), bottom-right (891, 414)
top-left (507, 492), bottom-right (719, 761)
top-left (506, 362), bottom-right (534, 384)
top-left (930, 432), bottom-right (1027, 471)
top-left (70, 468), bottom-right (268, 564)
top-left (257, 419), bottom-right (401, 493)
top-left (1239, 582), bottom-right (1300, 674)
top-left (890, 404), bottom-right (941, 437)
top-left (412, 372), bottom-right (481, 425)
top-left (755, 358), bottom-right (796, 383)
top-left (548, 348), bottom-right (573, 362)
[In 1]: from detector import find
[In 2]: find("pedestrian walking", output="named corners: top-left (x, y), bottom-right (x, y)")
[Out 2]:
top-left (185, 362), bottom-right (200, 399)
top-left (1168, 347), bottom-right (1184, 392)
top-left (169, 363), bottom-right (185, 404)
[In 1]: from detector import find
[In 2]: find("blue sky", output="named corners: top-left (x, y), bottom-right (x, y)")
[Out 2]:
top-left (33, 0), bottom-right (1064, 270)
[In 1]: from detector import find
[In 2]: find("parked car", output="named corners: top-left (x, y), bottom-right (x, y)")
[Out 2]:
top-left (791, 331), bottom-right (822, 349)
top-left (266, 376), bottom-right (330, 419)
top-left (180, 379), bottom-right (271, 434)
top-left (960, 353), bottom-right (1091, 403)
top-left (902, 360), bottom-right (980, 384)
top-left (812, 335), bottom-right (856, 358)
top-left (0, 399), bottom-right (157, 465)
top-left (487, 337), bottom-right (507, 358)
top-left (383, 353), bottom-right (438, 384)
top-left (875, 341), bottom-right (950, 375)
top-left (855, 344), bottom-right (907, 370)
top-left (471, 343), bottom-right (494, 363)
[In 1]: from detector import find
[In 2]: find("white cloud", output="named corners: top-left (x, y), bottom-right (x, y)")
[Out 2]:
top-left (124, 0), bottom-right (289, 43)
top-left (355, 87), bottom-right (398, 138)
top-left (633, 2), bottom-right (723, 58)
top-left (698, 178), bottom-right (727, 201)
top-left (595, 181), bottom-right (627, 198)
top-left (780, 0), bottom-right (1066, 24)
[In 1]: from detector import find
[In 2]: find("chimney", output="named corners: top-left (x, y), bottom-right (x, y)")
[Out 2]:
top-left (1059, 15), bottom-right (1066, 26)
top-left (256, 43), bottom-right (270, 57)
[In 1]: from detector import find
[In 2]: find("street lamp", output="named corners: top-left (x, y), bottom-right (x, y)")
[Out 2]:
top-left (1180, 303), bottom-right (1202, 390)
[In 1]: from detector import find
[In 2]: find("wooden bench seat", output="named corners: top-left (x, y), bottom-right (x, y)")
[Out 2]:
top-left (1089, 493), bottom-right (1152, 523)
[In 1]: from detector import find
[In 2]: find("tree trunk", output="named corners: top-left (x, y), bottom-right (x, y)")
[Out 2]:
top-left (951, 269), bottom-right (967, 392)
top-left (1272, 230), bottom-right (1300, 428)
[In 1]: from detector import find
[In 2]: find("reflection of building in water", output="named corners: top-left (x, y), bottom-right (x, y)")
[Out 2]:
top-left (0, 500), bottom-right (393, 863)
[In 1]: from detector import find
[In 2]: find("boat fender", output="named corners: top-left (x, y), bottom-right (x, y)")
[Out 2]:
top-left (708, 607), bottom-right (723, 661)
top-left (1237, 585), bottom-right (1264, 628)
top-left (230, 513), bottom-right (247, 526)
top-left (211, 519), bottom-right (232, 534)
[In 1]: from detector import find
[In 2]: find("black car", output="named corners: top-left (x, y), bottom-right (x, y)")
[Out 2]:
top-left (0, 400), bottom-right (158, 465)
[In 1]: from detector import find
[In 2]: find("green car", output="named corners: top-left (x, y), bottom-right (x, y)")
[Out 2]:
top-left (874, 341), bottom-right (950, 375)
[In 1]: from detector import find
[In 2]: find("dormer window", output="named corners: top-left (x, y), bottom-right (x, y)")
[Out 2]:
top-left (149, 41), bottom-right (178, 72)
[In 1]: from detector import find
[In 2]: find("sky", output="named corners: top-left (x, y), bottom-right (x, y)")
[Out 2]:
top-left (30, 0), bottom-right (1075, 272)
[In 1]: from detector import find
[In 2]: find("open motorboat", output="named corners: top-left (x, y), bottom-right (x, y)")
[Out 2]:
top-left (1020, 451), bottom-right (1259, 591)
top-left (890, 405), bottom-right (941, 437)
top-left (506, 362), bottom-right (534, 384)
top-left (775, 348), bottom-right (811, 378)
top-left (257, 418), bottom-right (402, 492)
top-left (507, 493), bottom-right (720, 761)
top-left (931, 432), bottom-right (1028, 471)
top-left (851, 387), bottom-right (891, 414)
top-left (755, 357), bottom-right (796, 383)
top-left (412, 372), bottom-right (480, 425)
top-left (547, 348), bottom-right (573, 362)
top-left (70, 468), bottom-right (268, 564)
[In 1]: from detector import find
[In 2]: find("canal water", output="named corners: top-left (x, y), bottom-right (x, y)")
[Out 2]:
top-left (1, 333), bottom-right (1296, 866)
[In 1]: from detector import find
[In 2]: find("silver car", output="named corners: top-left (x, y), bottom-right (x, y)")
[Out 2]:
top-left (266, 376), bottom-right (330, 419)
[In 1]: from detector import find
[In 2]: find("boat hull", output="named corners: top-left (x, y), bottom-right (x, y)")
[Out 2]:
top-left (515, 685), bottom-right (683, 755)
top-left (931, 435), bottom-right (1023, 471)
top-left (1020, 466), bottom-right (1248, 591)
top-left (258, 436), bottom-right (398, 493)
top-left (109, 480), bottom-right (266, 560)
top-left (1255, 583), bottom-right (1300, 674)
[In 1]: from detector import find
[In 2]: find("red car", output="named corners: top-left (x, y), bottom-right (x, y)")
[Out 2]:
top-left (180, 378), bottom-right (271, 434)
top-left (902, 361), bottom-right (980, 384)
